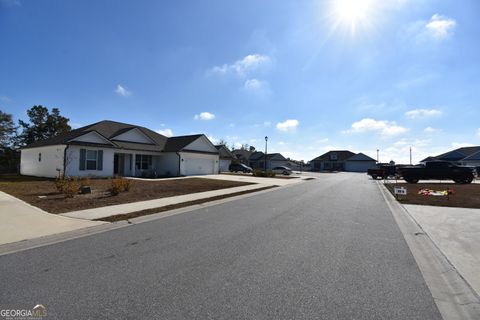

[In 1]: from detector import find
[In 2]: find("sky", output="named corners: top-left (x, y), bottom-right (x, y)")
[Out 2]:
top-left (1, 0), bottom-right (479, 163)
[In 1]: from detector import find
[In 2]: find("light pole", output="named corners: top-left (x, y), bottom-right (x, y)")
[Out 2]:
top-left (264, 136), bottom-right (268, 171)
top-left (377, 149), bottom-right (379, 164)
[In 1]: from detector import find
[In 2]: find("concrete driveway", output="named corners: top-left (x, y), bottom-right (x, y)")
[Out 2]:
top-left (0, 191), bottom-right (106, 246)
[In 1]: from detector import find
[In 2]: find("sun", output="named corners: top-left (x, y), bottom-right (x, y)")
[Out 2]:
top-left (331, 0), bottom-right (376, 35)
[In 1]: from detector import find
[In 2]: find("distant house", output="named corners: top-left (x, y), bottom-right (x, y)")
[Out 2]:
top-left (232, 149), bottom-right (253, 165)
top-left (311, 150), bottom-right (376, 172)
top-left (249, 152), bottom-right (288, 170)
top-left (420, 146), bottom-right (480, 167)
top-left (20, 120), bottom-right (220, 178)
top-left (215, 145), bottom-right (237, 172)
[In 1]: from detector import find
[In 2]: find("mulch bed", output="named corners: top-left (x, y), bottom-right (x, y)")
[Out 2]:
top-left (0, 177), bottom-right (253, 214)
top-left (384, 182), bottom-right (480, 209)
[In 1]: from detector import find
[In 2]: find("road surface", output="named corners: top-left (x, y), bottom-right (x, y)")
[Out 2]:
top-left (0, 173), bottom-right (441, 319)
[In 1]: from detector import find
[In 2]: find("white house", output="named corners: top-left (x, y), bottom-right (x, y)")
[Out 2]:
top-left (20, 120), bottom-right (219, 178)
top-left (215, 145), bottom-right (237, 172)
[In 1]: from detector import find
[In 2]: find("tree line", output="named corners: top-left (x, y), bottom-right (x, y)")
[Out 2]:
top-left (0, 106), bottom-right (71, 173)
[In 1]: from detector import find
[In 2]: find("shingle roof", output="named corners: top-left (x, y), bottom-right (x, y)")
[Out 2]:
top-left (23, 120), bottom-right (168, 151)
top-left (215, 145), bottom-right (236, 159)
top-left (312, 150), bottom-right (356, 162)
top-left (22, 120), bottom-right (217, 154)
top-left (424, 146), bottom-right (480, 162)
top-left (163, 134), bottom-right (203, 152)
top-left (249, 152), bottom-right (286, 161)
top-left (346, 153), bottom-right (376, 162)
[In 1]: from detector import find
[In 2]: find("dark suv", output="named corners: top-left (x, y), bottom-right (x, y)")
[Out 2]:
top-left (229, 163), bottom-right (253, 173)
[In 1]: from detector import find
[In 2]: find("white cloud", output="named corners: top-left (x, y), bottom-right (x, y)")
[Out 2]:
top-left (424, 126), bottom-right (440, 133)
top-left (263, 121), bottom-right (271, 127)
top-left (345, 118), bottom-right (408, 137)
top-left (425, 14), bottom-right (456, 39)
top-left (210, 54), bottom-right (271, 77)
top-left (194, 112), bottom-right (216, 121)
top-left (244, 78), bottom-right (268, 91)
top-left (115, 84), bottom-right (131, 97)
top-left (477, 128), bottom-right (480, 137)
top-left (0, 95), bottom-right (11, 102)
top-left (278, 141), bottom-right (285, 145)
top-left (405, 108), bottom-right (442, 119)
top-left (452, 142), bottom-right (474, 149)
top-left (228, 123), bottom-right (235, 128)
top-left (156, 128), bottom-right (174, 137)
top-left (276, 119), bottom-right (299, 132)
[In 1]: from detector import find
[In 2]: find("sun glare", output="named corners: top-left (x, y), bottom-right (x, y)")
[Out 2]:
top-left (332, 0), bottom-right (376, 35)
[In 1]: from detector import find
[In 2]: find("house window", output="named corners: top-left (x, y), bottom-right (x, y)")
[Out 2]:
top-left (135, 154), bottom-right (152, 170)
top-left (38, 153), bottom-right (42, 162)
top-left (86, 150), bottom-right (98, 170)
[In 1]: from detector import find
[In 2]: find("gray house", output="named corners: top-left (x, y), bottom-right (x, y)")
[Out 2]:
top-left (215, 145), bottom-right (237, 172)
top-left (249, 152), bottom-right (288, 170)
top-left (420, 146), bottom-right (480, 167)
top-left (311, 150), bottom-right (376, 172)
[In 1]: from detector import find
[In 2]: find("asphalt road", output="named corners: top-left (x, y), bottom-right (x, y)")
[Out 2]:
top-left (0, 173), bottom-right (442, 319)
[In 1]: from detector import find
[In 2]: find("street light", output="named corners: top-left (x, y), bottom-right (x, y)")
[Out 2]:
top-left (377, 149), bottom-right (379, 163)
top-left (264, 136), bottom-right (268, 171)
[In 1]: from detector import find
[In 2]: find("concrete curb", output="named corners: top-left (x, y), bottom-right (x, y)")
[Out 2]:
top-left (377, 181), bottom-right (480, 320)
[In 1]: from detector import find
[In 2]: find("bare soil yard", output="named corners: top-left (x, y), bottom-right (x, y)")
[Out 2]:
top-left (384, 182), bottom-right (480, 209)
top-left (0, 175), bottom-right (252, 214)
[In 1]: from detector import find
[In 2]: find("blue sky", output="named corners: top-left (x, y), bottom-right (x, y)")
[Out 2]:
top-left (1, 0), bottom-right (479, 163)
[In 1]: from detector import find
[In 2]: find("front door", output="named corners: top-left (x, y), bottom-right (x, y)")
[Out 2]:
top-left (114, 153), bottom-right (125, 175)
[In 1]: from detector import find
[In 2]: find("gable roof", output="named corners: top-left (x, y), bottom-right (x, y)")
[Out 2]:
top-left (163, 134), bottom-right (204, 152)
top-left (22, 120), bottom-right (218, 154)
top-left (215, 145), bottom-right (236, 159)
top-left (232, 149), bottom-right (253, 160)
top-left (249, 152), bottom-right (286, 161)
top-left (346, 153), bottom-right (376, 162)
top-left (312, 150), bottom-right (356, 162)
top-left (422, 146), bottom-right (480, 162)
top-left (23, 120), bottom-right (168, 151)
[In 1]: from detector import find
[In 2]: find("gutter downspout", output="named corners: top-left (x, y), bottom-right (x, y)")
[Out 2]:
top-left (63, 144), bottom-right (69, 178)
top-left (176, 152), bottom-right (181, 176)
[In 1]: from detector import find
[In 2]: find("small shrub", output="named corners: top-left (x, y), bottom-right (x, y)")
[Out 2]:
top-left (55, 177), bottom-right (80, 198)
top-left (252, 169), bottom-right (276, 177)
top-left (110, 177), bottom-right (132, 195)
top-left (79, 177), bottom-right (91, 187)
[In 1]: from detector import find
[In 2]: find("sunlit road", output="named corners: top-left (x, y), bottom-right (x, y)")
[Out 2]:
top-left (0, 173), bottom-right (441, 319)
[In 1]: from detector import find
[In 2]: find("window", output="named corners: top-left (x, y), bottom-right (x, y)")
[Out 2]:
top-left (86, 150), bottom-right (98, 170)
top-left (38, 153), bottom-right (42, 162)
top-left (135, 154), bottom-right (152, 170)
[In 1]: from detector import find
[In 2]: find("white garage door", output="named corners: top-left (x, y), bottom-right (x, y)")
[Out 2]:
top-left (184, 157), bottom-right (215, 175)
top-left (219, 159), bottom-right (231, 172)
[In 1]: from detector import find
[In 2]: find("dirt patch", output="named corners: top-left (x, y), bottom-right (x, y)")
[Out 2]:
top-left (0, 177), bottom-right (253, 214)
top-left (96, 186), bottom-right (277, 222)
top-left (383, 182), bottom-right (480, 209)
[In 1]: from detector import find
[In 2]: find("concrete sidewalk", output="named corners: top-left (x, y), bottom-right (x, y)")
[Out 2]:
top-left (0, 191), bottom-right (106, 246)
top-left (61, 183), bottom-right (273, 220)
top-left (404, 204), bottom-right (480, 296)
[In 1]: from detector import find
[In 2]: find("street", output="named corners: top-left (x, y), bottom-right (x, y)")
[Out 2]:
top-left (0, 173), bottom-right (441, 319)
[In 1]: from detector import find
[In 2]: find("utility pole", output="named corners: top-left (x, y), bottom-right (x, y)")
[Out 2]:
top-left (410, 147), bottom-right (412, 165)
top-left (377, 149), bottom-right (379, 163)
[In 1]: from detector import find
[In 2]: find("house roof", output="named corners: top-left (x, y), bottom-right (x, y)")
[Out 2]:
top-left (346, 153), bottom-right (376, 162)
top-left (215, 145), bottom-right (236, 159)
top-left (249, 152), bottom-right (286, 161)
top-left (163, 134), bottom-right (203, 152)
top-left (232, 149), bottom-right (253, 160)
top-left (22, 120), bottom-right (217, 154)
top-left (23, 120), bottom-right (168, 151)
top-left (422, 146), bottom-right (480, 162)
top-left (312, 150), bottom-right (356, 162)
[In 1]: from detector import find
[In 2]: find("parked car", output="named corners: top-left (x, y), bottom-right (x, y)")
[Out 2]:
top-left (229, 163), bottom-right (253, 173)
top-left (398, 161), bottom-right (475, 184)
top-left (271, 166), bottom-right (292, 175)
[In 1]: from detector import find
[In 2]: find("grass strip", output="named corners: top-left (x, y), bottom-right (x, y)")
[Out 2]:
top-left (95, 186), bottom-right (277, 222)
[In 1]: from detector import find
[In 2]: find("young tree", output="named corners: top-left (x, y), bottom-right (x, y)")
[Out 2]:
top-left (0, 110), bottom-right (16, 148)
top-left (218, 138), bottom-right (228, 146)
top-left (17, 105), bottom-right (71, 146)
